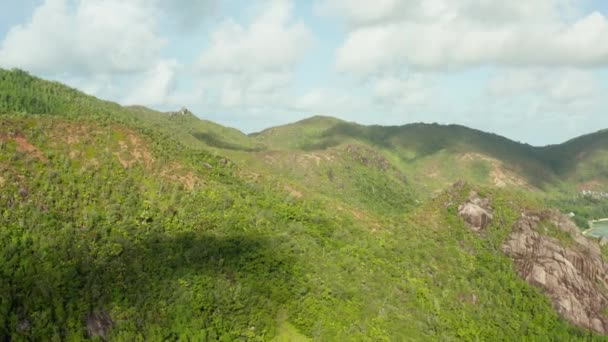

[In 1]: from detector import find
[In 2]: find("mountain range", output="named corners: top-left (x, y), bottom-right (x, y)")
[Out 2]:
top-left (2, 68), bottom-right (608, 340)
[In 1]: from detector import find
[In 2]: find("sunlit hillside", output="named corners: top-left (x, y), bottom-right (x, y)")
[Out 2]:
top-left (2, 69), bottom-right (608, 340)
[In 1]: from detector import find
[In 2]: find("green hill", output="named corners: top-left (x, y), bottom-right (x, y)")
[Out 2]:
top-left (252, 116), bottom-right (608, 191)
top-left (2, 68), bottom-right (608, 340)
top-left (251, 120), bottom-right (549, 189)
top-left (541, 129), bottom-right (608, 184)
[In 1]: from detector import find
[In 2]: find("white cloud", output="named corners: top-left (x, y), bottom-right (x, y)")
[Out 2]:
top-left (314, 0), bottom-right (412, 26)
top-left (295, 87), bottom-right (369, 115)
top-left (0, 0), bottom-right (166, 75)
top-left (0, 0), bottom-right (222, 110)
top-left (372, 74), bottom-right (433, 107)
top-left (1, 0), bottom-right (606, 145)
top-left (0, 0), bottom-right (314, 115)
top-left (319, 0), bottom-right (608, 145)
top-left (487, 68), bottom-right (600, 108)
top-left (199, 0), bottom-right (312, 73)
top-left (458, 67), bottom-right (606, 144)
top-left (202, 71), bottom-right (293, 109)
top-left (293, 73), bottom-right (436, 124)
top-left (318, 1), bottom-right (577, 27)
top-left (160, 0), bottom-right (219, 30)
top-left (124, 60), bottom-right (180, 106)
top-left (196, 0), bottom-right (313, 110)
top-left (328, 0), bottom-right (608, 74)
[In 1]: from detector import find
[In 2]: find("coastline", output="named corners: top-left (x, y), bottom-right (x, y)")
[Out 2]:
top-left (583, 218), bottom-right (608, 238)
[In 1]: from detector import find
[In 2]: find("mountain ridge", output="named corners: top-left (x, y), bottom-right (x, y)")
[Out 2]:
top-left (2, 68), bottom-right (608, 339)
top-left (3, 68), bottom-right (608, 192)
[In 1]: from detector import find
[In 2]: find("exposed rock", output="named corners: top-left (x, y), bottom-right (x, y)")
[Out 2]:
top-left (343, 144), bottom-right (391, 171)
top-left (13, 135), bottom-right (48, 161)
top-left (18, 186), bottom-right (28, 198)
top-left (458, 292), bottom-right (479, 305)
top-left (452, 180), bottom-right (467, 191)
top-left (458, 191), bottom-right (493, 231)
top-left (202, 162), bottom-right (213, 170)
top-left (600, 236), bottom-right (608, 247)
top-left (172, 107), bottom-right (192, 116)
top-left (16, 318), bottom-right (31, 333)
top-left (502, 210), bottom-right (608, 335)
top-left (86, 311), bottom-right (112, 340)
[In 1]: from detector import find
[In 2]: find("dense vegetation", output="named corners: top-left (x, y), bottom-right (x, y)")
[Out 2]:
top-left (1, 68), bottom-right (608, 340)
top-left (548, 195), bottom-right (608, 229)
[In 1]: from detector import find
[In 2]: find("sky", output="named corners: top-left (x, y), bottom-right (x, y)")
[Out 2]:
top-left (1, 0), bottom-right (608, 145)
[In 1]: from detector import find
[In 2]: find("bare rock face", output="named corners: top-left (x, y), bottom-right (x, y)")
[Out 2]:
top-left (170, 107), bottom-right (192, 117)
top-left (458, 191), bottom-right (493, 231)
top-left (86, 311), bottom-right (112, 340)
top-left (344, 144), bottom-right (391, 171)
top-left (16, 318), bottom-right (31, 333)
top-left (502, 210), bottom-right (608, 335)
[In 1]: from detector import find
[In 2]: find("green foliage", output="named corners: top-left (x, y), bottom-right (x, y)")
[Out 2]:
top-left (0, 68), bottom-right (135, 124)
top-left (1, 69), bottom-right (607, 340)
top-left (251, 112), bottom-right (608, 194)
top-left (191, 132), bottom-right (263, 152)
top-left (547, 195), bottom-right (608, 229)
top-left (0, 116), bottom-right (326, 340)
top-left (125, 105), bottom-right (264, 153)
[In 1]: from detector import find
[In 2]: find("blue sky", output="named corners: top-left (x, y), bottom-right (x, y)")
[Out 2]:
top-left (1, 0), bottom-right (608, 145)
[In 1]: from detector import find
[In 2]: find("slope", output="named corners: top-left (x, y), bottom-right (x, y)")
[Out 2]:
top-left (541, 129), bottom-right (608, 188)
top-left (251, 118), bottom-right (551, 191)
top-left (1, 69), bottom-right (608, 340)
top-left (126, 105), bottom-right (264, 153)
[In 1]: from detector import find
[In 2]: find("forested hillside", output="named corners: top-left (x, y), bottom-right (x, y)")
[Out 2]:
top-left (1, 68), bottom-right (608, 340)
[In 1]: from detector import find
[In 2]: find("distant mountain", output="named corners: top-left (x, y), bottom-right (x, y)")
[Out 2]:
top-left (2, 68), bottom-right (607, 191)
top-left (249, 115), bottom-right (608, 192)
top-left (540, 129), bottom-right (608, 187)
top-left (2, 68), bottom-right (608, 340)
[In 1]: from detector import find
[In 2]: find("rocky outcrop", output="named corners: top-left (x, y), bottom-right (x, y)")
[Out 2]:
top-left (343, 144), bottom-right (391, 171)
top-left (502, 210), bottom-right (608, 334)
top-left (458, 191), bottom-right (493, 231)
top-left (170, 107), bottom-right (192, 116)
top-left (86, 311), bottom-right (112, 340)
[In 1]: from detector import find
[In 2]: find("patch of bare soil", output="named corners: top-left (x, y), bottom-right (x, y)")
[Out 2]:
top-left (283, 184), bottom-right (303, 198)
top-left (262, 150), bottom-right (335, 169)
top-left (336, 204), bottom-right (382, 232)
top-left (460, 153), bottom-right (527, 188)
top-left (13, 135), bottom-right (48, 162)
top-left (160, 163), bottom-right (200, 190)
top-left (113, 129), bottom-right (155, 168)
top-left (51, 122), bottom-right (91, 145)
top-left (127, 132), bottom-right (154, 166)
top-left (577, 180), bottom-right (606, 192)
top-left (424, 164), bottom-right (441, 179)
top-left (342, 144), bottom-right (390, 170)
top-left (239, 171), bottom-right (264, 183)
